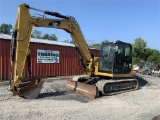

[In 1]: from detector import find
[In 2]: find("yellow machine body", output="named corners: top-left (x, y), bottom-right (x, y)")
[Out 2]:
top-left (9, 3), bottom-right (138, 99)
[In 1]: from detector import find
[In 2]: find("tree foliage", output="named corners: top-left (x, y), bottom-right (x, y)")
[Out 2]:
top-left (90, 43), bottom-right (101, 49)
top-left (132, 37), bottom-right (160, 65)
top-left (32, 29), bottom-right (42, 39)
top-left (0, 23), bottom-right (12, 34)
top-left (146, 49), bottom-right (160, 65)
top-left (42, 33), bottom-right (57, 41)
top-left (101, 39), bottom-right (109, 44)
top-left (31, 29), bottom-right (57, 41)
top-left (90, 39), bottom-right (109, 49)
top-left (69, 40), bottom-right (74, 44)
top-left (42, 34), bottom-right (50, 39)
top-left (132, 37), bottom-right (147, 59)
top-left (49, 34), bottom-right (57, 41)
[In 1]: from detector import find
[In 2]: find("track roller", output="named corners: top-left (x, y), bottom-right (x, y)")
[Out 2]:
top-left (96, 79), bottom-right (139, 95)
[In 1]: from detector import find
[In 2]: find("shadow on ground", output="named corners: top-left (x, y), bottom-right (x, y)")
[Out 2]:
top-left (38, 91), bottom-right (66, 98)
top-left (152, 115), bottom-right (160, 120)
top-left (38, 90), bottom-right (92, 103)
top-left (133, 74), bottom-right (149, 89)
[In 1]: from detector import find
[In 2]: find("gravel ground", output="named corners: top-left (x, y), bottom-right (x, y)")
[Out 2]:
top-left (0, 74), bottom-right (160, 120)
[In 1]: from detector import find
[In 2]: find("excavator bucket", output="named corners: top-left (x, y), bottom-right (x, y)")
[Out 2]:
top-left (14, 76), bottom-right (46, 99)
top-left (65, 79), bottom-right (98, 99)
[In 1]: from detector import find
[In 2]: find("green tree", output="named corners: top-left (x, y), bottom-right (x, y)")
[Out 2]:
top-left (101, 39), bottom-right (109, 44)
top-left (147, 49), bottom-right (160, 65)
top-left (0, 23), bottom-right (12, 34)
top-left (42, 33), bottom-right (57, 41)
top-left (70, 40), bottom-right (75, 44)
top-left (32, 29), bottom-right (42, 39)
top-left (90, 39), bottom-right (109, 49)
top-left (64, 40), bottom-right (73, 43)
top-left (49, 34), bottom-right (57, 41)
top-left (132, 37), bottom-right (147, 64)
top-left (42, 34), bottom-right (50, 39)
top-left (64, 40), bottom-right (69, 43)
top-left (90, 43), bottom-right (101, 49)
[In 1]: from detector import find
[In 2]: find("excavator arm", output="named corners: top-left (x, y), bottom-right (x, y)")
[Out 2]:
top-left (9, 4), bottom-right (43, 98)
top-left (8, 3), bottom-right (96, 99)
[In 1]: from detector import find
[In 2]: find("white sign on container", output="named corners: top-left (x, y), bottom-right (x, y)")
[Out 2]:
top-left (37, 49), bottom-right (59, 63)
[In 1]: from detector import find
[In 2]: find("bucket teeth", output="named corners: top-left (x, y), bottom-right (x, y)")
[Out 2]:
top-left (65, 79), bottom-right (98, 99)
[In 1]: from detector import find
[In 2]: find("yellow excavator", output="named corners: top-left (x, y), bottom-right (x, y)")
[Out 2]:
top-left (8, 3), bottom-right (139, 99)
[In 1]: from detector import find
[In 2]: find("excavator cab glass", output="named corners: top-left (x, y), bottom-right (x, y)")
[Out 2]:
top-left (99, 44), bottom-right (116, 73)
top-left (99, 41), bottom-right (132, 74)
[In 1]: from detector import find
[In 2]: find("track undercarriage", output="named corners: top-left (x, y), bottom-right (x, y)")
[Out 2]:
top-left (65, 76), bottom-right (139, 99)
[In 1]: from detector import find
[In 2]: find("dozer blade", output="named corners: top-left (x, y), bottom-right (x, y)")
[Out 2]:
top-left (65, 79), bottom-right (98, 99)
top-left (15, 76), bottom-right (46, 99)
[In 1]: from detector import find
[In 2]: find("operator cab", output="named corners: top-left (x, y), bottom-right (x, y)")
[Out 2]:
top-left (99, 40), bottom-right (132, 74)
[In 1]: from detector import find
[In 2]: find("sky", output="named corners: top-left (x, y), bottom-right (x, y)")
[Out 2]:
top-left (0, 0), bottom-right (159, 50)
